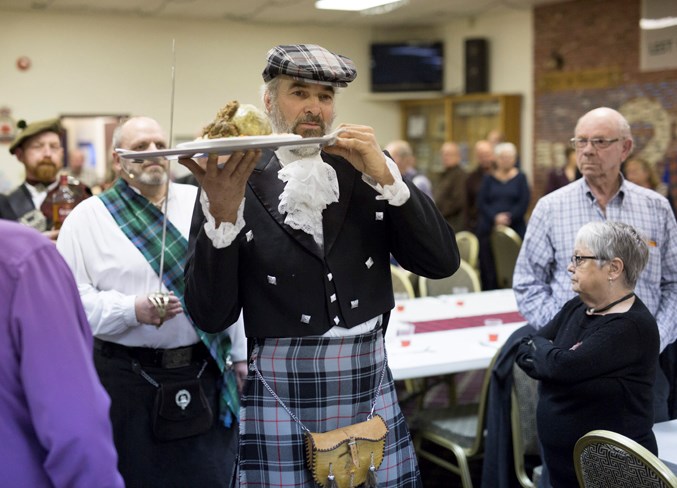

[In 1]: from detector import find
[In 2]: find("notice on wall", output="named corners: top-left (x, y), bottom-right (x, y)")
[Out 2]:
top-left (640, 0), bottom-right (677, 71)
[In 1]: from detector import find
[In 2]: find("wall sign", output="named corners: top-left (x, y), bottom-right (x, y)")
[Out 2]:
top-left (640, 0), bottom-right (677, 71)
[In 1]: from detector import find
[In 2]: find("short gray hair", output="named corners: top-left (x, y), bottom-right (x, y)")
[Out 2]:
top-left (384, 140), bottom-right (413, 159)
top-left (261, 77), bottom-right (282, 111)
top-left (495, 142), bottom-right (517, 158)
top-left (111, 117), bottom-right (132, 149)
top-left (575, 221), bottom-right (649, 288)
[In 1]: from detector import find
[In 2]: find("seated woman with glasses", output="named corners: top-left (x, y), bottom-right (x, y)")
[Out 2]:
top-left (516, 220), bottom-right (659, 488)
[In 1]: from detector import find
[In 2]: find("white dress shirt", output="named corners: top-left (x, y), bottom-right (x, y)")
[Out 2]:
top-left (57, 182), bottom-right (246, 359)
top-left (25, 180), bottom-right (57, 210)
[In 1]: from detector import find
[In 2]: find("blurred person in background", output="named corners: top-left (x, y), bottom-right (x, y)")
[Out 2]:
top-left (385, 139), bottom-right (434, 199)
top-left (466, 139), bottom-right (495, 233)
top-left (545, 146), bottom-right (580, 195)
top-left (476, 142), bottom-right (529, 289)
top-left (67, 147), bottom-right (100, 188)
top-left (433, 141), bottom-right (467, 231)
top-left (0, 118), bottom-right (64, 239)
top-left (623, 156), bottom-right (668, 197)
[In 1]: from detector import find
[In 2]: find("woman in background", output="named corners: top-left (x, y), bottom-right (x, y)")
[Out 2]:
top-left (545, 146), bottom-right (580, 194)
top-left (516, 221), bottom-right (659, 488)
top-left (476, 142), bottom-right (529, 289)
top-left (623, 156), bottom-right (668, 197)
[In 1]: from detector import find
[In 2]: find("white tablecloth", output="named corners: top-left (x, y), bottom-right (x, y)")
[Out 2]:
top-left (386, 289), bottom-right (526, 380)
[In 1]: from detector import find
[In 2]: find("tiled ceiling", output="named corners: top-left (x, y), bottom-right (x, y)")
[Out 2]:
top-left (0, 0), bottom-right (565, 26)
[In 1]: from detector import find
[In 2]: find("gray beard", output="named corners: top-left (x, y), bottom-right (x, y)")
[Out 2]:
top-left (268, 104), bottom-right (332, 159)
top-left (139, 171), bottom-right (168, 186)
top-left (120, 159), bottom-right (168, 186)
top-left (289, 144), bottom-right (321, 158)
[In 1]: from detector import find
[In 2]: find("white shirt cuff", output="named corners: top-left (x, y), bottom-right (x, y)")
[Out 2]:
top-left (361, 155), bottom-right (411, 207)
top-left (126, 294), bottom-right (141, 326)
top-left (200, 191), bottom-right (246, 249)
top-left (226, 313), bottom-right (247, 362)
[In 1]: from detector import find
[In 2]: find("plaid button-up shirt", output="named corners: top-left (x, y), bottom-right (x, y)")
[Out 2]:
top-left (514, 176), bottom-right (677, 351)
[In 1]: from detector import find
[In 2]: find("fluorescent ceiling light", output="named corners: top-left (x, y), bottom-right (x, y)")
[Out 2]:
top-left (640, 16), bottom-right (677, 29)
top-left (315, 0), bottom-right (401, 11)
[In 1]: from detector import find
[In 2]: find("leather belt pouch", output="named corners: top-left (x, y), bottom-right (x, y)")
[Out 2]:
top-left (305, 414), bottom-right (388, 487)
top-left (152, 378), bottom-right (213, 441)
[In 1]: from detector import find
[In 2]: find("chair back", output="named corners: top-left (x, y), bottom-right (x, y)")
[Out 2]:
top-left (490, 225), bottom-right (523, 289)
top-left (419, 259), bottom-right (481, 297)
top-left (510, 362), bottom-right (541, 487)
top-left (456, 231), bottom-right (479, 269)
top-left (472, 348), bottom-right (501, 453)
top-left (413, 348), bottom-right (501, 488)
top-left (391, 265), bottom-right (415, 300)
top-left (574, 429), bottom-right (677, 488)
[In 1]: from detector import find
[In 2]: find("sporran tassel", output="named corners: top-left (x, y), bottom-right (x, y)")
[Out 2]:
top-left (366, 452), bottom-right (379, 488)
top-left (326, 463), bottom-right (338, 488)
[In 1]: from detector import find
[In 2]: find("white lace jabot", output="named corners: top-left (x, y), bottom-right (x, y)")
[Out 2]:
top-left (277, 152), bottom-right (339, 246)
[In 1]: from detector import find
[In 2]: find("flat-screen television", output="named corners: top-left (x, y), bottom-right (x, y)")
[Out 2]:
top-left (370, 41), bottom-right (444, 93)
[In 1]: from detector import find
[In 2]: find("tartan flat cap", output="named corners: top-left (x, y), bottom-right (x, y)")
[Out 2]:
top-left (9, 118), bottom-right (63, 155)
top-left (262, 44), bottom-right (357, 87)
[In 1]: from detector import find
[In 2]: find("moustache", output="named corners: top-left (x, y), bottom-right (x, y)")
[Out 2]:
top-left (137, 158), bottom-right (168, 170)
top-left (293, 115), bottom-right (325, 134)
top-left (300, 114), bottom-right (323, 124)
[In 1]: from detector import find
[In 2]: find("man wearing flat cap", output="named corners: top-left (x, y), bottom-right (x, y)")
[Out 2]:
top-left (0, 118), bottom-right (64, 239)
top-left (181, 43), bottom-right (459, 487)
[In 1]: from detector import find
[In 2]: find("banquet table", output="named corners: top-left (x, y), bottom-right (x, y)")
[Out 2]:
top-left (386, 289), bottom-right (527, 380)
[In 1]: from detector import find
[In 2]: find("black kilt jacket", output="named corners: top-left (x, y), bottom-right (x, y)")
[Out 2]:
top-left (185, 150), bottom-right (460, 338)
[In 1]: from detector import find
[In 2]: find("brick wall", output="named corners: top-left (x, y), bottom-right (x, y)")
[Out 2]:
top-left (533, 0), bottom-right (677, 207)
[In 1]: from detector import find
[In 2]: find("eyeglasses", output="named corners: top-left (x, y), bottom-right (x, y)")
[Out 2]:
top-left (570, 255), bottom-right (599, 267)
top-left (569, 138), bottom-right (621, 150)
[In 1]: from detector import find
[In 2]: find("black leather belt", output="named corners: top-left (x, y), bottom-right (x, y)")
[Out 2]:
top-left (94, 338), bottom-right (208, 369)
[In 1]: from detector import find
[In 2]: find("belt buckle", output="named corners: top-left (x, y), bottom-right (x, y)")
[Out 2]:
top-left (162, 347), bottom-right (192, 369)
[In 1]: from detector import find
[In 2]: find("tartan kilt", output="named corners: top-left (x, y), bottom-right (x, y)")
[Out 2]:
top-left (238, 328), bottom-right (422, 487)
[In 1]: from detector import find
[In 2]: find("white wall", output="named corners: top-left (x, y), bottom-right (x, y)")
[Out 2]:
top-left (0, 9), bottom-right (533, 189)
top-left (440, 10), bottom-right (534, 179)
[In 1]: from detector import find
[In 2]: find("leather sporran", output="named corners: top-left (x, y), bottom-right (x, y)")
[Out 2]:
top-left (304, 415), bottom-right (388, 488)
top-left (152, 378), bottom-right (214, 441)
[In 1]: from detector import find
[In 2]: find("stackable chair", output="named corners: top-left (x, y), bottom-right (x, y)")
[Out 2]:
top-left (574, 429), bottom-right (677, 488)
top-left (413, 350), bottom-right (500, 488)
top-left (419, 259), bottom-right (481, 297)
top-left (390, 265), bottom-right (415, 300)
top-left (510, 363), bottom-right (543, 487)
top-left (490, 225), bottom-right (523, 289)
top-left (456, 231), bottom-right (480, 270)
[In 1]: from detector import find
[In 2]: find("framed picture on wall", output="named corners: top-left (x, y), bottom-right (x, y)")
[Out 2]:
top-left (407, 114), bottom-right (427, 139)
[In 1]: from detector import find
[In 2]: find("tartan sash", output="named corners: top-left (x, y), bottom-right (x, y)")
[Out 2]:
top-left (99, 178), bottom-right (239, 427)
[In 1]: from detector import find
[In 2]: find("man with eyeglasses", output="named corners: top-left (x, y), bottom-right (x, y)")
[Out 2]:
top-left (513, 106), bottom-right (677, 422)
